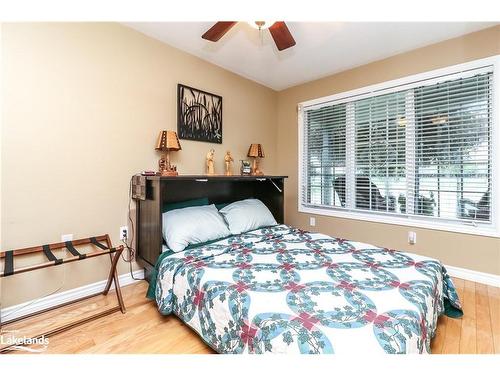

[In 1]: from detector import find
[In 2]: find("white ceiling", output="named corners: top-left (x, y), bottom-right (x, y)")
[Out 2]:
top-left (124, 22), bottom-right (497, 91)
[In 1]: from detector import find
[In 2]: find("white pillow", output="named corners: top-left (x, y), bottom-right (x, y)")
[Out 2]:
top-left (162, 204), bottom-right (231, 252)
top-left (219, 199), bottom-right (277, 235)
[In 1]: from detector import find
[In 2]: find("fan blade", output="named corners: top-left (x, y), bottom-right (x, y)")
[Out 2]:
top-left (269, 22), bottom-right (296, 51)
top-left (202, 22), bottom-right (237, 42)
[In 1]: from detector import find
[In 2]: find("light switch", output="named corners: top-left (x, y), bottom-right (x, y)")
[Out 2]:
top-left (309, 217), bottom-right (316, 227)
top-left (408, 231), bottom-right (417, 245)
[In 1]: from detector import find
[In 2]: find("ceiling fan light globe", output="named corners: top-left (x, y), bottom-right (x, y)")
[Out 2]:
top-left (247, 21), bottom-right (277, 30)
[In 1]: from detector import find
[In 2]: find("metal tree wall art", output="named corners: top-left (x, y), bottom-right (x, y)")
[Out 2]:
top-left (177, 84), bottom-right (222, 143)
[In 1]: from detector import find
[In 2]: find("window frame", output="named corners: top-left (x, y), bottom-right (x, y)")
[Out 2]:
top-left (298, 55), bottom-right (500, 238)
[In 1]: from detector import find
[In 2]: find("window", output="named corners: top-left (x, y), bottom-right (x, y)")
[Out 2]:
top-left (299, 57), bottom-right (499, 236)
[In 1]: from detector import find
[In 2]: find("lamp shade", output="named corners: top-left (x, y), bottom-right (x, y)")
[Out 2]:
top-left (247, 143), bottom-right (264, 158)
top-left (155, 130), bottom-right (181, 151)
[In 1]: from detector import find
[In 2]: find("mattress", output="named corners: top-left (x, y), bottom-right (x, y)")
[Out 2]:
top-left (153, 225), bottom-right (462, 354)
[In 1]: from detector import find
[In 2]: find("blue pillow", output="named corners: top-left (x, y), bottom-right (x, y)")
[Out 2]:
top-left (162, 204), bottom-right (231, 252)
top-left (219, 199), bottom-right (277, 234)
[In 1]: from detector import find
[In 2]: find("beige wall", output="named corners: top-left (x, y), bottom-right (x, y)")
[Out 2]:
top-left (0, 23), bottom-right (278, 307)
top-left (277, 25), bottom-right (500, 276)
top-left (2, 23), bottom-right (500, 310)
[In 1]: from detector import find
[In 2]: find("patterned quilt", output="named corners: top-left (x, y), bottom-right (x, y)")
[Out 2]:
top-left (154, 225), bottom-right (462, 354)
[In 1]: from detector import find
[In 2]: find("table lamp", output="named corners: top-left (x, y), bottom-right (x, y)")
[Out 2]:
top-left (247, 143), bottom-right (265, 176)
top-left (156, 130), bottom-right (181, 176)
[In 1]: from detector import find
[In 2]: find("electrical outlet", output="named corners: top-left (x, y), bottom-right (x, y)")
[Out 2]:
top-left (120, 226), bottom-right (128, 241)
top-left (61, 234), bottom-right (73, 242)
top-left (309, 217), bottom-right (316, 227)
top-left (408, 231), bottom-right (417, 245)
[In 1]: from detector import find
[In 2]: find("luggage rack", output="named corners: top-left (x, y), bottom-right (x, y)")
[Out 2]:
top-left (0, 234), bottom-right (126, 351)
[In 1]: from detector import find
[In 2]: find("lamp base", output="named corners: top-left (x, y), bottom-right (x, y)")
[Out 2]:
top-left (158, 155), bottom-right (178, 176)
top-left (250, 157), bottom-right (263, 176)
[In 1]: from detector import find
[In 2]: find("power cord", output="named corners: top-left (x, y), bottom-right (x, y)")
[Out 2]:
top-left (120, 175), bottom-right (145, 281)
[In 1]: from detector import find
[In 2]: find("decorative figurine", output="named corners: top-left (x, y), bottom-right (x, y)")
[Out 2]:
top-left (206, 149), bottom-right (215, 175)
top-left (224, 151), bottom-right (234, 176)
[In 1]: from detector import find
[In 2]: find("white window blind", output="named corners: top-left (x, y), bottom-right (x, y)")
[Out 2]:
top-left (353, 91), bottom-right (407, 213)
top-left (414, 73), bottom-right (492, 222)
top-left (300, 65), bottom-right (494, 230)
top-left (303, 104), bottom-right (346, 207)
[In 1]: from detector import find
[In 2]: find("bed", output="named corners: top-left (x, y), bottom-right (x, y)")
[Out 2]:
top-left (148, 224), bottom-right (462, 354)
top-left (135, 175), bottom-right (462, 354)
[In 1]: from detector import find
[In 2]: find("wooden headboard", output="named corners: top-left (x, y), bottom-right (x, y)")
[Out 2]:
top-left (135, 175), bottom-right (287, 276)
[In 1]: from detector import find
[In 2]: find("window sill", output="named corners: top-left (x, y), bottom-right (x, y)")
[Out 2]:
top-left (299, 204), bottom-right (500, 238)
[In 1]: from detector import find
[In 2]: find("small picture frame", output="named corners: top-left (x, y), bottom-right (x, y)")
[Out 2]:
top-left (240, 160), bottom-right (252, 176)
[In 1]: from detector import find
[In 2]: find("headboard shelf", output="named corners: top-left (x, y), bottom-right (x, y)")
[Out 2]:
top-left (148, 175), bottom-right (288, 181)
top-left (135, 175), bottom-right (287, 277)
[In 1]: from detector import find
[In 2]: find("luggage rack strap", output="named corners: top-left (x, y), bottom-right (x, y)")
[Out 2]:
top-left (42, 245), bottom-right (63, 265)
top-left (4, 250), bottom-right (14, 276)
top-left (65, 241), bottom-right (86, 259)
top-left (90, 237), bottom-right (109, 250)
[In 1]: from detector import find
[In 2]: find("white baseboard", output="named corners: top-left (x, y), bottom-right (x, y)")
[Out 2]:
top-left (445, 264), bottom-right (500, 287)
top-left (0, 270), bottom-right (144, 324)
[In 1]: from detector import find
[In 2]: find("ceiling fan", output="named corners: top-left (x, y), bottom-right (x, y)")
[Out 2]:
top-left (202, 21), bottom-right (296, 51)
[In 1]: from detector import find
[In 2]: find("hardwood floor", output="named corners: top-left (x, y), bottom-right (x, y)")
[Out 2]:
top-left (1, 277), bottom-right (499, 354)
top-left (431, 277), bottom-right (500, 354)
top-left (1, 282), bottom-right (213, 354)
